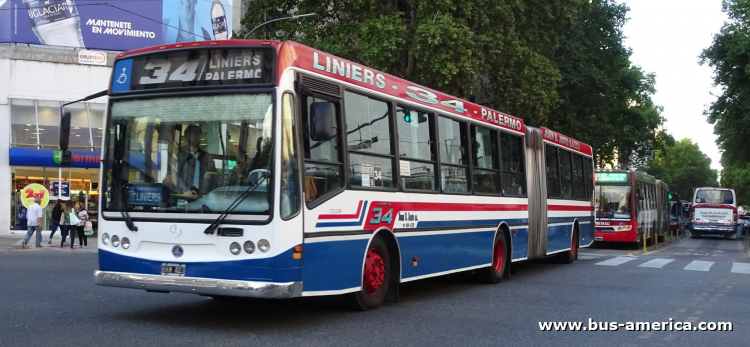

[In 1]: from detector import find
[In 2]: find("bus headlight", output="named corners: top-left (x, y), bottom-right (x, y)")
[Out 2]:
top-left (111, 235), bottom-right (120, 248)
top-left (102, 233), bottom-right (110, 245)
top-left (229, 242), bottom-right (241, 255)
top-left (121, 237), bottom-right (130, 249)
top-left (258, 239), bottom-right (270, 252)
top-left (243, 241), bottom-right (255, 254)
top-left (613, 225), bottom-right (632, 231)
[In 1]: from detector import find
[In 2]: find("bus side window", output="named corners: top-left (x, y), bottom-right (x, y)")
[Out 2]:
top-left (500, 132), bottom-right (526, 196)
top-left (546, 145), bottom-right (560, 198)
top-left (559, 149), bottom-right (573, 199)
top-left (438, 116), bottom-right (470, 193)
top-left (471, 124), bottom-right (500, 194)
top-left (397, 105), bottom-right (437, 191)
top-left (573, 154), bottom-right (585, 200)
top-left (344, 91), bottom-right (395, 189)
top-left (280, 93), bottom-right (300, 219)
top-left (301, 94), bottom-right (343, 203)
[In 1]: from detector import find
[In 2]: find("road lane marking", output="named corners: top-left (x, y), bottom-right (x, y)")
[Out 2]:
top-left (638, 258), bottom-right (674, 268)
top-left (684, 260), bottom-right (714, 271)
top-left (730, 263), bottom-right (750, 274)
top-left (595, 256), bottom-right (638, 266)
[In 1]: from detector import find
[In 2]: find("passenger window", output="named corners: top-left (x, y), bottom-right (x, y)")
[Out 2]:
top-left (302, 95), bottom-right (342, 203)
top-left (438, 116), bottom-right (469, 193)
top-left (471, 125), bottom-right (500, 194)
top-left (585, 157), bottom-right (594, 200)
top-left (501, 132), bottom-right (525, 196)
top-left (344, 91), bottom-right (394, 188)
top-left (546, 145), bottom-right (560, 198)
top-left (573, 155), bottom-right (586, 200)
top-left (280, 93), bottom-right (300, 219)
top-left (397, 105), bottom-right (436, 190)
top-left (559, 150), bottom-right (573, 199)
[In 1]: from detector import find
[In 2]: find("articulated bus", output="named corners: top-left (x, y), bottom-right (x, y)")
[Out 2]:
top-left (594, 169), bottom-right (665, 247)
top-left (84, 40), bottom-right (594, 309)
top-left (689, 187), bottom-right (740, 239)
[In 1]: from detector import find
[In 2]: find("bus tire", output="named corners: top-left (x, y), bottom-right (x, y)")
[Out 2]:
top-left (478, 231), bottom-right (508, 284)
top-left (348, 237), bottom-right (390, 311)
top-left (560, 229), bottom-right (577, 264)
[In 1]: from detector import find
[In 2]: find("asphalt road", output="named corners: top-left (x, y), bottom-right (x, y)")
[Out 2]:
top-left (1, 233), bottom-right (749, 347)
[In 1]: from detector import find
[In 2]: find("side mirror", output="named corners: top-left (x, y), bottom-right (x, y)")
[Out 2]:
top-left (114, 120), bottom-right (128, 161)
top-left (310, 102), bottom-right (334, 141)
top-left (59, 111), bottom-right (71, 151)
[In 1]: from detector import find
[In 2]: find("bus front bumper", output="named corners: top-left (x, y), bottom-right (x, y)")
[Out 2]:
top-left (94, 270), bottom-right (303, 299)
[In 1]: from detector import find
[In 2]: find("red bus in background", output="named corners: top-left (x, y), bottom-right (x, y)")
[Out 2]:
top-left (594, 169), bottom-right (659, 247)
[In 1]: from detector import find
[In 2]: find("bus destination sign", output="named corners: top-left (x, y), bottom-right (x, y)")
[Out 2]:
top-left (110, 48), bottom-right (274, 93)
top-left (596, 172), bottom-right (628, 183)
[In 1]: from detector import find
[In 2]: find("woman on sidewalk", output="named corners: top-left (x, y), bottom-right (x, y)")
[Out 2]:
top-left (59, 199), bottom-right (76, 249)
top-left (76, 202), bottom-right (88, 249)
top-left (47, 200), bottom-right (63, 245)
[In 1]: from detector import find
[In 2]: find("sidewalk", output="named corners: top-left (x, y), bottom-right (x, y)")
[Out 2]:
top-left (0, 232), bottom-right (98, 252)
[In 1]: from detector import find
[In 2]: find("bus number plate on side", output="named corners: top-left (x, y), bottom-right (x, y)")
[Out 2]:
top-left (161, 263), bottom-right (186, 276)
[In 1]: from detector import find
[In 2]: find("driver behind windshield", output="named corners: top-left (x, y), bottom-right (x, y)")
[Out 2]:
top-left (165, 124), bottom-right (216, 201)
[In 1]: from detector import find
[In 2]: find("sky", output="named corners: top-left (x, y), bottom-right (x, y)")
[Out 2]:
top-left (621, 0), bottom-right (728, 173)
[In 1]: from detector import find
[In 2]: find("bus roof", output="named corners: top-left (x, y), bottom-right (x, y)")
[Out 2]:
top-left (114, 39), bottom-right (592, 152)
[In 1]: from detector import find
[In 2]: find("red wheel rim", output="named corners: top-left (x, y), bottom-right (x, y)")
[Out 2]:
top-left (363, 248), bottom-right (386, 296)
top-left (493, 239), bottom-right (504, 273)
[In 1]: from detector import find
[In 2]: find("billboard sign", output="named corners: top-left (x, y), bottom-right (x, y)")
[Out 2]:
top-left (0, 0), bottom-right (233, 52)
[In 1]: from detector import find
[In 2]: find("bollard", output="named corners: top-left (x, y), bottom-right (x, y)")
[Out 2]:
top-left (643, 232), bottom-right (647, 252)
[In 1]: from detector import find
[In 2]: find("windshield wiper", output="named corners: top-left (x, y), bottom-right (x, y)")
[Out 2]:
top-left (112, 119), bottom-right (138, 231)
top-left (204, 141), bottom-right (274, 235)
top-left (204, 173), bottom-right (269, 235)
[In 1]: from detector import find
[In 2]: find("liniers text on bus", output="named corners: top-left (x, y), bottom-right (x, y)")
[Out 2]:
top-left (594, 169), bottom-right (672, 248)
top-left (60, 40), bottom-right (595, 310)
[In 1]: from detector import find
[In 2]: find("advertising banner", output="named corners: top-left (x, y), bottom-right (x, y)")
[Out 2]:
top-left (0, 0), bottom-right (233, 52)
top-left (49, 180), bottom-right (70, 198)
top-left (21, 183), bottom-right (50, 208)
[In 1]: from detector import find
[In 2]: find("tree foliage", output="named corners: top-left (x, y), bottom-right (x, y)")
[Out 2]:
top-left (701, 0), bottom-right (750, 204)
top-left (240, 0), bottom-right (664, 165)
top-left (645, 138), bottom-right (719, 201)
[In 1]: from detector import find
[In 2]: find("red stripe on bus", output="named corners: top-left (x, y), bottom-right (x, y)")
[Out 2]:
top-left (548, 205), bottom-right (591, 211)
top-left (384, 202), bottom-right (528, 212)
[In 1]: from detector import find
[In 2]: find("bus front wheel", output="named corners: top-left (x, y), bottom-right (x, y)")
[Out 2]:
top-left (348, 237), bottom-right (391, 311)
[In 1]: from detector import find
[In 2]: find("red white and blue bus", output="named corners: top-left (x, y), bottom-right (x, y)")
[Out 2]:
top-left (85, 40), bottom-right (594, 309)
top-left (689, 187), bottom-right (740, 239)
top-left (594, 169), bottom-right (660, 247)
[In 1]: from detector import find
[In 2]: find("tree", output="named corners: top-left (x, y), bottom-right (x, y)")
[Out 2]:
top-left (645, 138), bottom-right (718, 201)
top-left (239, 0), bottom-right (663, 166)
top-left (701, 0), bottom-right (750, 205)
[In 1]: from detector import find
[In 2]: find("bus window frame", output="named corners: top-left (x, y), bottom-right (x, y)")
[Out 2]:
top-left (300, 90), bottom-right (346, 210)
top-left (396, 103), bottom-right (440, 194)
top-left (498, 130), bottom-right (526, 198)
top-left (342, 88), bottom-right (399, 192)
top-left (437, 114), bottom-right (472, 195)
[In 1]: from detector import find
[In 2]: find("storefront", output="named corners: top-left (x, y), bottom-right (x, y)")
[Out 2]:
top-left (0, 45), bottom-right (113, 235)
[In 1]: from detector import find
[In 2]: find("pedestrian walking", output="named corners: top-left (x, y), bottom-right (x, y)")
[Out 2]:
top-left (22, 198), bottom-right (44, 249)
top-left (76, 202), bottom-right (88, 248)
top-left (59, 199), bottom-right (76, 249)
top-left (47, 200), bottom-right (63, 245)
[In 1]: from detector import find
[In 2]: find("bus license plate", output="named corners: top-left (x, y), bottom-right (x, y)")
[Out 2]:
top-left (161, 263), bottom-right (186, 276)
top-left (594, 237), bottom-right (603, 241)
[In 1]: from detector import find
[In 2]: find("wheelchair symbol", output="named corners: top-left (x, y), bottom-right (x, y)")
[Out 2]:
top-left (116, 68), bottom-right (128, 84)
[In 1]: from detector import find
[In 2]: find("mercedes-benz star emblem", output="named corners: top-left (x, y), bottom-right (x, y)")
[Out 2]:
top-left (169, 224), bottom-right (181, 238)
top-left (172, 245), bottom-right (184, 258)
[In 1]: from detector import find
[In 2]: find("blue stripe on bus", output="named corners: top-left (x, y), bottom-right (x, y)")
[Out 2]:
top-left (302, 238), bottom-right (370, 292)
top-left (98, 249), bottom-right (302, 283)
top-left (314, 201), bottom-right (369, 228)
top-left (512, 228), bottom-right (529, 259)
top-left (547, 223), bottom-right (574, 253)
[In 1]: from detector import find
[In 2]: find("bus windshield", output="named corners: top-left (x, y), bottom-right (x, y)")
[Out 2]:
top-left (694, 189), bottom-right (734, 205)
top-left (103, 93), bottom-right (273, 215)
top-left (596, 185), bottom-right (632, 219)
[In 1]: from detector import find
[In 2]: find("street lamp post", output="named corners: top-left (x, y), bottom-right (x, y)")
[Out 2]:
top-left (243, 13), bottom-right (317, 39)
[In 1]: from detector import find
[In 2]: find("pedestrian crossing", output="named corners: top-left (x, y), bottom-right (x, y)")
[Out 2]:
top-left (579, 252), bottom-right (750, 275)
